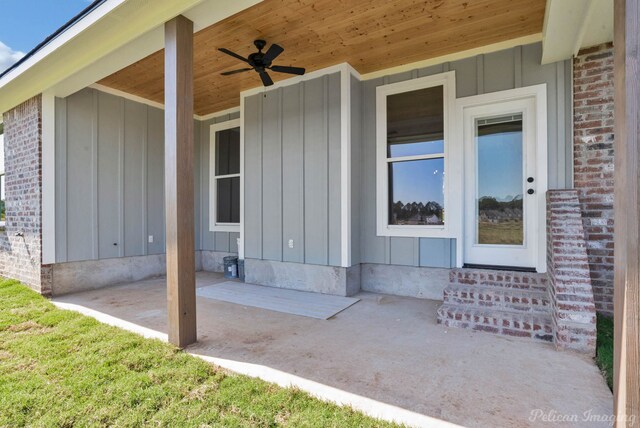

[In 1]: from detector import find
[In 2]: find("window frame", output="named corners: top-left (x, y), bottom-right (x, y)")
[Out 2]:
top-left (375, 71), bottom-right (456, 238)
top-left (209, 119), bottom-right (241, 233)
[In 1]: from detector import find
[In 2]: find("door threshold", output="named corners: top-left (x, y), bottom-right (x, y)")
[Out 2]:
top-left (462, 263), bottom-right (537, 273)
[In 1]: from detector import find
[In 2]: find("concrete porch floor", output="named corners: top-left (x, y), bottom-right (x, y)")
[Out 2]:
top-left (52, 272), bottom-right (612, 428)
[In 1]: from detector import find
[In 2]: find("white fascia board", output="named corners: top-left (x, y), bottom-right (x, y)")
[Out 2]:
top-left (0, 0), bottom-right (262, 113)
top-left (541, 0), bottom-right (592, 64)
top-left (541, 0), bottom-right (613, 64)
top-left (0, 0), bottom-right (129, 89)
top-left (579, 0), bottom-right (614, 49)
top-left (53, 0), bottom-right (263, 101)
top-left (0, 0), bottom-right (199, 111)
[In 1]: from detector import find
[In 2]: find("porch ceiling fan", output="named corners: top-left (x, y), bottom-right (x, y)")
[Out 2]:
top-left (218, 40), bottom-right (306, 87)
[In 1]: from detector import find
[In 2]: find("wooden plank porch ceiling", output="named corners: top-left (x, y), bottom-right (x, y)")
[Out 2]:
top-left (98, 0), bottom-right (546, 116)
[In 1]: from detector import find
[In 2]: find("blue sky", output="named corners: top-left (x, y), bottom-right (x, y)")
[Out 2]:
top-left (391, 157), bottom-right (445, 206)
top-left (477, 130), bottom-right (523, 200)
top-left (389, 128), bottom-right (523, 207)
top-left (0, 0), bottom-right (91, 72)
top-left (388, 139), bottom-right (445, 205)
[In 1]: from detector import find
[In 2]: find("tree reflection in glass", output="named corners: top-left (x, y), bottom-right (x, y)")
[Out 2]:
top-left (476, 116), bottom-right (524, 245)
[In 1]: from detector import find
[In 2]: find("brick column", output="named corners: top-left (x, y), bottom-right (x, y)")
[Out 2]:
top-left (0, 95), bottom-right (52, 294)
top-left (547, 190), bottom-right (596, 354)
top-left (573, 43), bottom-right (615, 315)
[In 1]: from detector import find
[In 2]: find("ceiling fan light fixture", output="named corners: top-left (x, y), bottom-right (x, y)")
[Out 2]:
top-left (218, 40), bottom-right (306, 87)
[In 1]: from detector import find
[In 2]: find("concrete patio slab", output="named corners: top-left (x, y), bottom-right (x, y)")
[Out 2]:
top-left (52, 272), bottom-right (613, 428)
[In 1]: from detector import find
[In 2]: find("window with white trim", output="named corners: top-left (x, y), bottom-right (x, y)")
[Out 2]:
top-left (376, 72), bottom-right (455, 238)
top-left (210, 120), bottom-right (241, 232)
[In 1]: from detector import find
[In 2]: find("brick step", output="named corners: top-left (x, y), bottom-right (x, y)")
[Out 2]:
top-left (436, 303), bottom-right (554, 344)
top-left (443, 284), bottom-right (551, 314)
top-left (450, 268), bottom-right (548, 292)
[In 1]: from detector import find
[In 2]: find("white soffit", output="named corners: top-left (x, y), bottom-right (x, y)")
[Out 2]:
top-left (0, 0), bottom-right (262, 113)
top-left (541, 0), bottom-right (613, 64)
top-left (580, 0), bottom-right (614, 49)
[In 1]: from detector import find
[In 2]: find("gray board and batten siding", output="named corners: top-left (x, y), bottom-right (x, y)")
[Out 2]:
top-left (54, 43), bottom-right (571, 274)
top-left (356, 42), bottom-right (572, 269)
top-left (243, 43), bottom-right (570, 270)
top-left (54, 87), bottom-right (239, 264)
top-left (243, 72), bottom-right (343, 267)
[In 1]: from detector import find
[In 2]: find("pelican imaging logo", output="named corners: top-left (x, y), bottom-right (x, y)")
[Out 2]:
top-left (529, 409), bottom-right (637, 426)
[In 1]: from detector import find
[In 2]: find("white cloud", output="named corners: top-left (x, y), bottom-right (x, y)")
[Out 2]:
top-left (0, 41), bottom-right (25, 73)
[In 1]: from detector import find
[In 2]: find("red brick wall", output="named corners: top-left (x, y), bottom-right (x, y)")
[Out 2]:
top-left (546, 190), bottom-right (596, 354)
top-left (0, 95), bottom-right (51, 294)
top-left (573, 43), bottom-right (614, 315)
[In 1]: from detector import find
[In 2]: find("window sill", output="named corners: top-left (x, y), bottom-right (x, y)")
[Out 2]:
top-left (210, 224), bottom-right (240, 233)
top-left (376, 224), bottom-right (452, 239)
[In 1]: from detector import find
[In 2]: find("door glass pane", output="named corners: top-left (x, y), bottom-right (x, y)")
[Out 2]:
top-left (215, 127), bottom-right (240, 175)
top-left (387, 86), bottom-right (444, 158)
top-left (476, 115), bottom-right (523, 245)
top-left (216, 177), bottom-right (240, 223)
top-left (389, 158), bottom-right (444, 225)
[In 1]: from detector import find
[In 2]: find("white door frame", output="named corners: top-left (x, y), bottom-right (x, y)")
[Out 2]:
top-left (456, 84), bottom-right (548, 272)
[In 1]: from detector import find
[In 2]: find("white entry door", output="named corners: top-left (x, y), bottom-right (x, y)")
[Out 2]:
top-left (461, 88), bottom-right (546, 270)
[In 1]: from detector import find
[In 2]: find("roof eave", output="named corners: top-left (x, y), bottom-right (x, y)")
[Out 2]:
top-left (0, 0), bottom-right (261, 113)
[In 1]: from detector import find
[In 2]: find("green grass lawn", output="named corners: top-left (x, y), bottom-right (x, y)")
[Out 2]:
top-left (595, 313), bottom-right (614, 391)
top-left (477, 220), bottom-right (523, 245)
top-left (0, 278), bottom-right (398, 427)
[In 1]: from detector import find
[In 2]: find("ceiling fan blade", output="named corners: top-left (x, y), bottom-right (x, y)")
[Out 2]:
top-left (218, 48), bottom-right (249, 63)
top-left (259, 70), bottom-right (274, 86)
top-left (262, 43), bottom-right (284, 63)
top-left (221, 68), bottom-right (252, 76)
top-left (270, 65), bottom-right (305, 75)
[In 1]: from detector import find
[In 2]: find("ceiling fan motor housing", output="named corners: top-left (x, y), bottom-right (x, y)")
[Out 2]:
top-left (218, 40), bottom-right (306, 86)
top-left (248, 53), bottom-right (267, 69)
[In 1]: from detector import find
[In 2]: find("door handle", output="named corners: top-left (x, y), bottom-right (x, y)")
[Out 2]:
top-left (527, 189), bottom-right (535, 195)
top-left (527, 177), bottom-right (534, 183)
